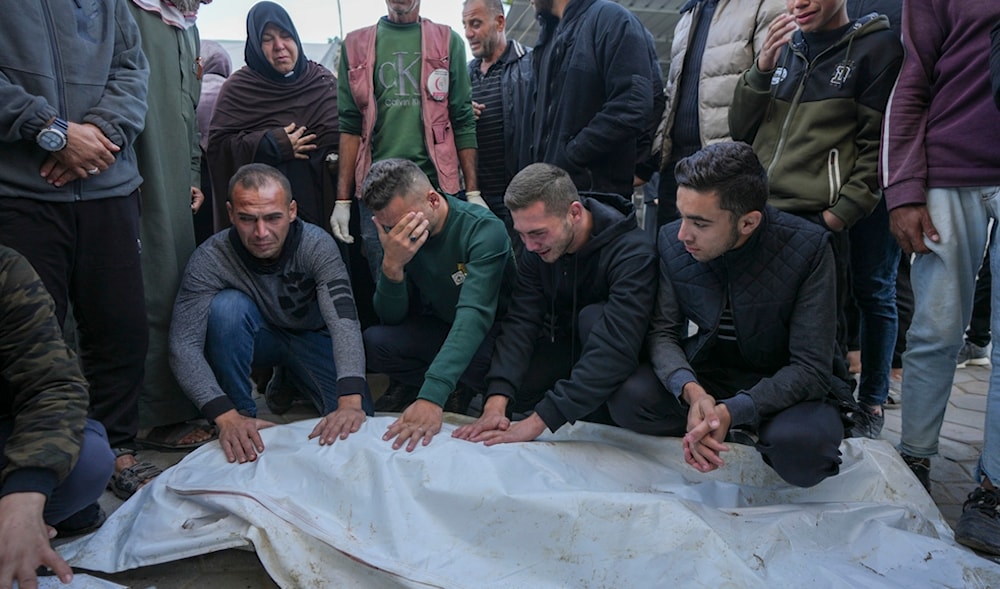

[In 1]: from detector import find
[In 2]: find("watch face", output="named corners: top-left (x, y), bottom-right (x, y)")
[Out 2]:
top-left (38, 128), bottom-right (67, 151)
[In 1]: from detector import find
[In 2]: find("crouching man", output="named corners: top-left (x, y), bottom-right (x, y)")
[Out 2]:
top-left (453, 163), bottom-right (659, 443)
top-left (361, 159), bottom-right (515, 452)
top-left (0, 245), bottom-right (115, 587)
top-left (170, 164), bottom-right (371, 464)
top-left (646, 142), bottom-right (847, 487)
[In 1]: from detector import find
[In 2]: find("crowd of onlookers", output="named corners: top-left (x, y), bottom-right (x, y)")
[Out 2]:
top-left (3, 0), bottom-right (1000, 586)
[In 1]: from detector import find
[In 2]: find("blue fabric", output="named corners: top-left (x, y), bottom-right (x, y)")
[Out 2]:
top-left (849, 197), bottom-right (901, 407)
top-left (204, 289), bottom-right (372, 418)
top-left (901, 187), bottom-right (1000, 477)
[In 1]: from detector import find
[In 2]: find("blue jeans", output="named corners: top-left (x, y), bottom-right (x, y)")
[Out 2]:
top-left (901, 186), bottom-right (1000, 483)
top-left (850, 197), bottom-right (901, 407)
top-left (204, 289), bottom-right (372, 418)
top-left (0, 418), bottom-right (114, 525)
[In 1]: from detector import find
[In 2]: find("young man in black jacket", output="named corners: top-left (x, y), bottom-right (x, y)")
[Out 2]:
top-left (453, 163), bottom-right (658, 444)
top-left (643, 142), bottom-right (847, 488)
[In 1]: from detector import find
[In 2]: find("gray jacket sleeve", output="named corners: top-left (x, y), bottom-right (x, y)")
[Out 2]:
top-left (168, 246), bottom-right (233, 420)
top-left (83, 0), bottom-right (149, 148)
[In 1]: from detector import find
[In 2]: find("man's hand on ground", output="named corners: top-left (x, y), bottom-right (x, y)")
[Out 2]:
top-left (0, 492), bottom-right (73, 588)
top-left (453, 395), bottom-right (510, 441)
top-left (309, 394), bottom-right (367, 445)
top-left (215, 409), bottom-right (275, 464)
top-left (383, 399), bottom-right (442, 452)
top-left (479, 413), bottom-right (547, 446)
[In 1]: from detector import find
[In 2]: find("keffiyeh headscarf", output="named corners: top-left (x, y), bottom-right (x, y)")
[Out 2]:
top-left (130, 0), bottom-right (212, 29)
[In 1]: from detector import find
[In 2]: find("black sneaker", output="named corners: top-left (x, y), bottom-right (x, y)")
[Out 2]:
top-left (442, 386), bottom-right (476, 415)
top-left (955, 486), bottom-right (1000, 556)
top-left (850, 405), bottom-right (885, 439)
top-left (374, 380), bottom-right (419, 413)
top-left (901, 453), bottom-right (931, 492)
top-left (54, 502), bottom-right (106, 538)
top-left (264, 368), bottom-right (296, 415)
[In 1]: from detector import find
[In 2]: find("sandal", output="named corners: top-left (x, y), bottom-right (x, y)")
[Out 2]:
top-left (109, 448), bottom-right (163, 500)
top-left (137, 421), bottom-right (217, 451)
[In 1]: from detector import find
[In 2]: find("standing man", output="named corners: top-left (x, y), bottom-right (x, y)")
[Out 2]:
top-left (0, 246), bottom-right (115, 589)
top-left (528, 0), bottom-right (655, 199)
top-left (333, 0), bottom-right (480, 279)
top-left (0, 0), bottom-right (156, 499)
top-left (127, 0), bottom-right (215, 451)
top-left (453, 163), bottom-right (658, 445)
top-left (170, 164), bottom-right (371, 465)
top-left (463, 0), bottom-right (533, 251)
top-left (653, 0), bottom-right (783, 225)
top-left (882, 1), bottom-right (1000, 555)
top-left (361, 159), bottom-right (515, 451)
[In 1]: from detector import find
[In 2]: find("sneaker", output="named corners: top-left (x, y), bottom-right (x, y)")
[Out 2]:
top-left (374, 380), bottom-right (419, 413)
top-left (724, 428), bottom-right (757, 446)
top-left (957, 341), bottom-right (990, 368)
top-left (264, 368), bottom-right (296, 415)
top-left (442, 385), bottom-right (476, 416)
top-left (850, 405), bottom-right (885, 439)
top-left (54, 502), bottom-right (107, 538)
top-left (901, 453), bottom-right (931, 492)
top-left (955, 485), bottom-right (1000, 556)
top-left (885, 375), bottom-right (902, 409)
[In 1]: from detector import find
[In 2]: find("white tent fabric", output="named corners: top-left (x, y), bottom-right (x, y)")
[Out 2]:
top-left (60, 417), bottom-right (1000, 587)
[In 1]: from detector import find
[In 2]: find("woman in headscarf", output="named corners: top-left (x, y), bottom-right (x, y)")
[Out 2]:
top-left (195, 40), bottom-right (232, 242)
top-left (207, 1), bottom-right (338, 229)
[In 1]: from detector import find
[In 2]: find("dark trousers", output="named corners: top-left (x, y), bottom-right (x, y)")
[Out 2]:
top-left (967, 225), bottom-right (995, 347)
top-left (893, 254), bottom-right (913, 369)
top-left (364, 315), bottom-right (500, 394)
top-left (0, 195), bottom-right (149, 448)
top-left (0, 418), bottom-right (114, 525)
top-left (617, 365), bottom-right (844, 488)
top-left (505, 304), bottom-right (670, 432)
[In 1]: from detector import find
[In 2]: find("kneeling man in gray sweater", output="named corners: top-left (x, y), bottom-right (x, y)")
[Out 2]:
top-left (169, 164), bottom-right (371, 464)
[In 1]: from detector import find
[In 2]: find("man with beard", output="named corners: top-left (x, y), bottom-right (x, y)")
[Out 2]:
top-left (452, 163), bottom-right (658, 445)
top-left (462, 0), bottom-right (533, 253)
top-left (643, 142), bottom-right (846, 488)
top-left (333, 0), bottom-right (480, 281)
top-left (526, 0), bottom-right (655, 199)
top-left (127, 0), bottom-right (216, 457)
top-left (170, 164), bottom-right (371, 465)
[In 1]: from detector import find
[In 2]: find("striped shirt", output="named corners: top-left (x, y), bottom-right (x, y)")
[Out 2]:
top-left (470, 42), bottom-right (516, 201)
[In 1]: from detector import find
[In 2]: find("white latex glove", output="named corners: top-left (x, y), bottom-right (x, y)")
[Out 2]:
top-left (330, 200), bottom-right (354, 243)
top-left (466, 190), bottom-right (489, 210)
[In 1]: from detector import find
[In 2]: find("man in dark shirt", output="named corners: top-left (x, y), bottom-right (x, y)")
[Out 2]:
top-left (463, 0), bottom-right (533, 252)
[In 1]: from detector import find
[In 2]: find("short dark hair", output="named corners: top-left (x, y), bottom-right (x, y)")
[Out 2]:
top-left (464, 0), bottom-right (504, 16)
top-left (228, 163), bottom-right (292, 204)
top-left (504, 163), bottom-right (579, 215)
top-left (361, 159), bottom-right (432, 212)
top-left (674, 142), bottom-right (768, 218)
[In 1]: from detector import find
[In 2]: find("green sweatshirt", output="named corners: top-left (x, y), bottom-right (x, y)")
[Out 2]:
top-left (338, 18), bottom-right (477, 188)
top-left (374, 196), bottom-right (515, 406)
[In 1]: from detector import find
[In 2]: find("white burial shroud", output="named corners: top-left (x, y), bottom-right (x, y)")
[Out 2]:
top-left (60, 417), bottom-right (1000, 588)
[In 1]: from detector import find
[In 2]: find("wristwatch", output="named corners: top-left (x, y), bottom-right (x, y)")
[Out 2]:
top-left (36, 117), bottom-right (69, 152)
